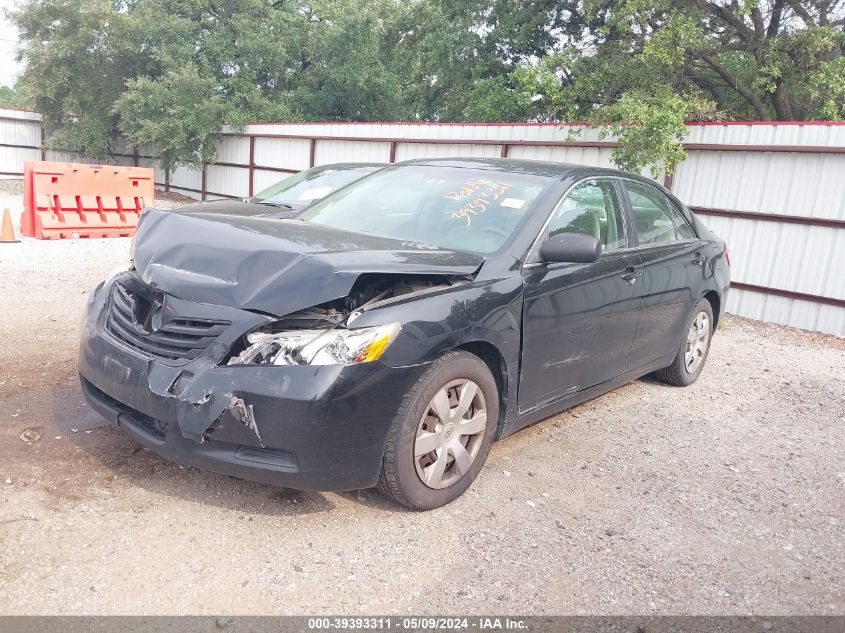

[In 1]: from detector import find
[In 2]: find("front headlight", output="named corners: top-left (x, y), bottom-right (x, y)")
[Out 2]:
top-left (227, 322), bottom-right (402, 366)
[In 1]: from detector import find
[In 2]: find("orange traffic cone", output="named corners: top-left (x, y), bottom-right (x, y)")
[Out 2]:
top-left (1, 208), bottom-right (20, 243)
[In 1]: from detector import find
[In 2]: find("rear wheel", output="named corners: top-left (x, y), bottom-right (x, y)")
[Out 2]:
top-left (377, 351), bottom-right (498, 510)
top-left (654, 298), bottom-right (714, 387)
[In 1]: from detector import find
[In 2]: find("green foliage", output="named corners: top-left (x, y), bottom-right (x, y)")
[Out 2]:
top-left (10, 0), bottom-right (845, 172)
top-left (594, 90), bottom-right (713, 179)
top-left (639, 15), bottom-right (704, 68)
top-left (13, 0), bottom-right (145, 158)
top-left (0, 86), bottom-right (32, 109)
top-left (489, 0), bottom-right (845, 172)
top-left (810, 57), bottom-right (845, 120)
top-left (288, 1), bottom-right (409, 121)
top-left (114, 66), bottom-right (229, 168)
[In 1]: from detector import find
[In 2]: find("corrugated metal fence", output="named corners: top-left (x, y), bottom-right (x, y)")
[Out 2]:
top-left (1, 108), bottom-right (842, 336)
top-left (0, 108), bottom-right (41, 176)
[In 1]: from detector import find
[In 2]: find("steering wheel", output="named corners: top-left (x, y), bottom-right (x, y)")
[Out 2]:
top-left (478, 226), bottom-right (510, 240)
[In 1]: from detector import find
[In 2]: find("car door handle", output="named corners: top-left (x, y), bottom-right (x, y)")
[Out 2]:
top-left (691, 253), bottom-right (706, 266)
top-left (621, 267), bottom-right (642, 284)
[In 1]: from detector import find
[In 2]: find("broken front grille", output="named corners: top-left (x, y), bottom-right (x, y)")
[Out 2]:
top-left (105, 282), bottom-right (229, 362)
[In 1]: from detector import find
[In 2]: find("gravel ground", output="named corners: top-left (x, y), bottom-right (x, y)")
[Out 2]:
top-left (0, 182), bottom-right (843, 615)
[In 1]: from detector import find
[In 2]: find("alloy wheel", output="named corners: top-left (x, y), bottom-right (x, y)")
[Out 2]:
top-left (414, 379), bottom-right (487, 489)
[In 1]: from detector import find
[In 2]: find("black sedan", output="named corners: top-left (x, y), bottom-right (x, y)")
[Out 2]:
top-left (79, 158), bottom-right (730, 510)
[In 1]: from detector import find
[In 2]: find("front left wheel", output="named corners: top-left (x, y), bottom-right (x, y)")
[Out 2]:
top-left (377, 351), bottom-right (498, 510)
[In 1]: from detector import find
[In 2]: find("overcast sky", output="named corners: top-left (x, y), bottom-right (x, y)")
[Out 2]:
top-left (0, 0), bottom-right (24, 87)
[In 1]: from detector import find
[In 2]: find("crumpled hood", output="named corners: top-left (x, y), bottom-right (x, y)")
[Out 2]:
top-left (132, 208), bottom-right (483, 316)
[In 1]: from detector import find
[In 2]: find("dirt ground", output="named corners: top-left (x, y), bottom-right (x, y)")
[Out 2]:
top-left (0, 183), bottom-right (843, 615)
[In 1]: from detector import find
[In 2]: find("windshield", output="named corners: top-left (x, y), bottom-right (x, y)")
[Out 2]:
top-left (251, 164), bottom-right (380, 207)
top-left (299, 165), bottom-right (554, 254)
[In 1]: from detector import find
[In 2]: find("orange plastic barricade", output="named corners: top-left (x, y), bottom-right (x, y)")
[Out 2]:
top-left (20, 161), bottom-right (155, 239)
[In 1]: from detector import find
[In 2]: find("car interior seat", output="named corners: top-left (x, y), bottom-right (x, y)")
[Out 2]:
top-left (635, 208), bottom-right (675, 244)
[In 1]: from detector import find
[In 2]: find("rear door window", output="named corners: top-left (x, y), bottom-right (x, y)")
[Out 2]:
top-left (625, 181), bottom-right (696, 245)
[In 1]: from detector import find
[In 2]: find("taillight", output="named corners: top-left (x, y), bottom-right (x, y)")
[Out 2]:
top-left (724, 248), bottom-right (731, 267)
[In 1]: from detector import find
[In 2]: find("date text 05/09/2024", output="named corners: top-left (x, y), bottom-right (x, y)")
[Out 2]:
top-left (307, 617), bottom-right (528, 630)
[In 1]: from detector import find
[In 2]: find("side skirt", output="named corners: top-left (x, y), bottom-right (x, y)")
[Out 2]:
top-left (498, 354), bottom-right (673, 439)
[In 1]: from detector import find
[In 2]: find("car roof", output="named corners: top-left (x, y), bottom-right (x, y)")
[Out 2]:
top-left (313, 162), bottom-right (384, 171)
top-left (394, 157), bottom-right (648, 183)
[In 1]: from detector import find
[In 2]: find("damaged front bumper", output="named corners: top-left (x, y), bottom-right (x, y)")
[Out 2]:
top-left (78, 275), bottom-right (427, 491)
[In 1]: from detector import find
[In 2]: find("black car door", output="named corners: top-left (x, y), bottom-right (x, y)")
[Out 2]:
top-left (519, 178), bottom-right (643, 414)
top-left (620, 179), bottom-right (708, 370)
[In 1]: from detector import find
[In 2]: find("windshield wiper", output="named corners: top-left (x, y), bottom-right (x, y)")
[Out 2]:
top-left (256, 201), bottom-right (295, 209)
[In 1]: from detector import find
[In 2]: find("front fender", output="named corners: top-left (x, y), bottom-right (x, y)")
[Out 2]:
top-left (351, 275), bottom-right (524, 424)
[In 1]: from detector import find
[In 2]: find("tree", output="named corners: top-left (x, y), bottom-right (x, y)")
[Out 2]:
top-left (9, 0), bottom-right (845, 173)
top-left (12, 0), bottom-right (152, 158)
top-left (12, 0), bottom-right (416, 166)
top-left (484, 0), bottom-right (845, 174)
top-left (0, 85), bottom-right (32, 109)
top-left (388, 1), bottom-right (586, 121)
top-left (114, 65), bottom-right (230, 167)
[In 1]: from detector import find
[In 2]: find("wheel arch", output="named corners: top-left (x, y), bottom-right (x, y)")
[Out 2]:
top-left (702, 289), bottom-right (721, 328)
top-left (456, 340), bottom-right (510, 436)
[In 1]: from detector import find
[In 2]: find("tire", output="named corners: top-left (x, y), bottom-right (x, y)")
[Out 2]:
top-left (377, 350), bottom-right (499, 510)
top-left (654, 297), bottom-right (714, 387)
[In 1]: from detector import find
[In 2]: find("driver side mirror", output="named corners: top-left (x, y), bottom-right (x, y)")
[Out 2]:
top-left (539, 233), bottom-right (602, 263)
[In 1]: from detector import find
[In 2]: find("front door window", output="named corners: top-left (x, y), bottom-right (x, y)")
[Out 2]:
top-left (545, 180), bottom-right (626, 252)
